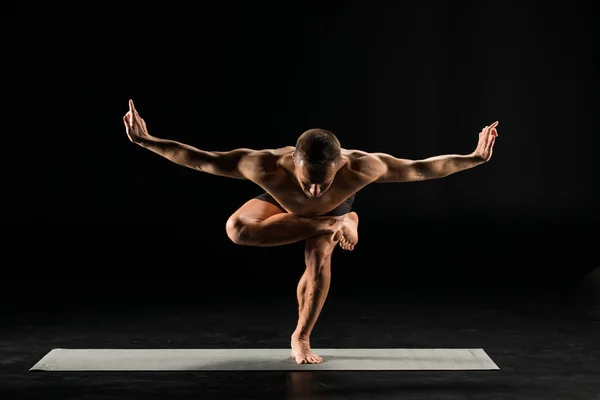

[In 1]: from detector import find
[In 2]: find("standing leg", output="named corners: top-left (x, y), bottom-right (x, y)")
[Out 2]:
top-left (291, 213), bottom-right (359, 364)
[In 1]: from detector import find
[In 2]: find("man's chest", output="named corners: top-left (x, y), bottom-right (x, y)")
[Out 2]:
top-left (259, 174), bottom-right (358, 217)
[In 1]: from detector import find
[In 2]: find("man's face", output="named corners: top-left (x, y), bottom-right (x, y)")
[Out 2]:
top-left (294, 158), bottom-right (338, 199)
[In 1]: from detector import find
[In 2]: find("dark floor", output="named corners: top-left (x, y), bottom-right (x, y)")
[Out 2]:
top-left (1, 280), bottom-right (599, 400)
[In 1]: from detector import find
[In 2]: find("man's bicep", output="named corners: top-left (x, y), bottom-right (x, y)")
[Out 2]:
top-left (371, 153), bottom-right (424, 183)
top-left (199, 148), bottom-right (259, 179)
top-left (208, 149), bottom-right (281, 180)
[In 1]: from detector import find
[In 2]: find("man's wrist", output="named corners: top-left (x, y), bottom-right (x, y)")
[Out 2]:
top-left (466, 153), bottom-right (485, 165)
top-left (136, 135), bottom-right (156, 147)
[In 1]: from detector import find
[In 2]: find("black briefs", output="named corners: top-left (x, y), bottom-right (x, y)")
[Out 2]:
top-left (254, 192), bottom-right (356, 217)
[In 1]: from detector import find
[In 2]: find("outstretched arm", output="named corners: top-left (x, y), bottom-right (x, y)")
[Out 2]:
top-left (371, 121), bottom-right (499, 183)
top-left (123, 100), bottom-right (271, 180)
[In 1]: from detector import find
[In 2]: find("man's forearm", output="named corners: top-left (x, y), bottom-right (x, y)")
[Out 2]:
top-left (418, 153), bottom-right (484, 179)
top-left (136, 136), bottom-right (215, 171)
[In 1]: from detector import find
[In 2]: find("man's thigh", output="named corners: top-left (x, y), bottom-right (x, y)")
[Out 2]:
top-left (229, 198), bottom-right (286, 224)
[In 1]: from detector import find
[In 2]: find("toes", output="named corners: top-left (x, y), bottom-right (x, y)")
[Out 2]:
top-left (292, 352), bottom-right (323, 364)
top-left (293, 353), bottom-right (323, 364)
top-left (338, 238), bottom-right (356, 251)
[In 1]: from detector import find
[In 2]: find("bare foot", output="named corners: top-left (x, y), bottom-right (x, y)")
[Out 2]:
top-left (291, 336), bottom-right (323, 364)
top-left (332, 211), bottom-right (359, 251)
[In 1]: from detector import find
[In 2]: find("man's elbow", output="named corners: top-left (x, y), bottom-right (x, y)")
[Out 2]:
top-left (409, 161), bottom-right (434, 181)
top-left (417, 169), bottom-right (447, 180)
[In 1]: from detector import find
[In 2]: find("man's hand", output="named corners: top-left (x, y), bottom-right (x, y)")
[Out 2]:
top-left (472, 121), bottom-right (499, 162)
top-left (123, 99), bottom-right (149, 143)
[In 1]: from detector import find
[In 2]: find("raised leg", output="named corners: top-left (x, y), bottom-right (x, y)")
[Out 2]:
top-left (226, 199), bottom-right (357, 248)
top-left (291, 212), bottom-right (359, 364)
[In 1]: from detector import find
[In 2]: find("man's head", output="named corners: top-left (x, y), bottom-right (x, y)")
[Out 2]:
top-left (292, 128), bottom-right (342, 198)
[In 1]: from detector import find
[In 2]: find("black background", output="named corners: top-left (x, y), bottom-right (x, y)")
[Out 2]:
top-left (2, 4), bottom-right (600, 399)
top-left (3, 1), bottom-right (599, 306)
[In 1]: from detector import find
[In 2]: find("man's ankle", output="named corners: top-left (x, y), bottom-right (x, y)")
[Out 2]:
top-left (291, 332), bottom-right (310, 342)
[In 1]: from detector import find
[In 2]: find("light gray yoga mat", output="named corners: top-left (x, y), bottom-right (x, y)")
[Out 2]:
top-left (30, 348), bottom-right (499, 371)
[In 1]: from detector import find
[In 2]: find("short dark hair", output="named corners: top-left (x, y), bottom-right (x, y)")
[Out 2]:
top-left (294, 129), bottom-right (341, 167)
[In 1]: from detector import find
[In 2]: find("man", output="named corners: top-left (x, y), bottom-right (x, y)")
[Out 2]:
top-left (123, 99), bottom-right (499, 364)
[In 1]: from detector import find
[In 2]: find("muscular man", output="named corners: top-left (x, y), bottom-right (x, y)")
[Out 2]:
top-left (123, 99), bottom-right (499, 364)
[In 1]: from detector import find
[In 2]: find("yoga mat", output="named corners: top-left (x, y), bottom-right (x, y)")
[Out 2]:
top-left (30, 348), bottom-right (500, 371)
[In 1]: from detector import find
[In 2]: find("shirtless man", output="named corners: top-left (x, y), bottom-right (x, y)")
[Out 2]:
top-left (123, 99), bottom-right (499, 364)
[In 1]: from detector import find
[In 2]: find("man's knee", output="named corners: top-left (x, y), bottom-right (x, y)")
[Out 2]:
top-left (225, 215), bottom-right (252, 245)
top-left (305, 233), bottom-right (337, 257)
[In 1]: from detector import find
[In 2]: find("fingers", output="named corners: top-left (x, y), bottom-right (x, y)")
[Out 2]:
top-left (489, 121), bottom-right (498, 136)
top-left (490, 120), bottom-right (499, 137)
top-left (127, 99), bottom-right (147, 131)
top-left (124, 112), bottom-right (133, 127)
top-left (130, 98), bottom-right (143, 120)
top-left (481, 122), bottom-right (498, 132)
top-left (486, 129), bottom-right (495, 148)
top-left (129, 99), bottom-right (141, 122)
top-left (477, 128), bottom-right (487, 151)
top-left (480, 126), bottom-right (487, 135)
top-left (486, 132), bottom-right (496, 151)
top-left (480, 122), bottom-right (499, 138)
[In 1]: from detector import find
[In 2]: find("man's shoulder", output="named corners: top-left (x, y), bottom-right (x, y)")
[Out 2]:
top-left (341, 149), bottom-right (385, 176)
top-left (243, 147), bottom-right (293, 176)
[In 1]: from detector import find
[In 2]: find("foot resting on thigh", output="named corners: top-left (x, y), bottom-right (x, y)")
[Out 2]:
top-left (291, 335), bottom-right (323, 364)
top-left (332, 211), bottom-right (359, 251)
